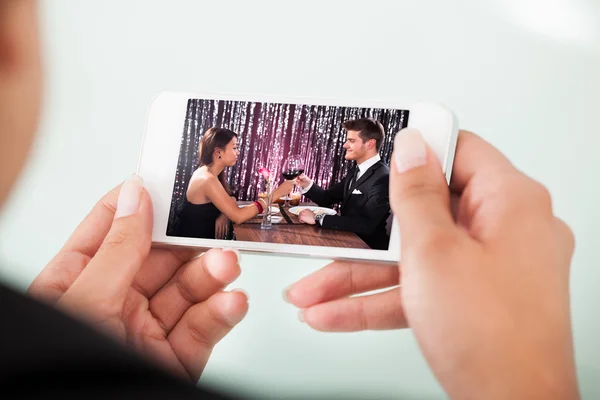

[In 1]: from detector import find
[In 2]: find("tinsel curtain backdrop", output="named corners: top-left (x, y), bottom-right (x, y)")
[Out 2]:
top-left (167, 99), bottom-right (408, 234)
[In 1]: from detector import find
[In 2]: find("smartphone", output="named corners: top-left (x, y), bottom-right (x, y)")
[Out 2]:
top-left (137, 91), bottom-right (458, 264)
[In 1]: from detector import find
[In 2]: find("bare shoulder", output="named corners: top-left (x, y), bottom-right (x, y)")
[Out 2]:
top-left (190, 169), bottom-right (218, 186)
top-left (187, 169), bottom-right (219, 202)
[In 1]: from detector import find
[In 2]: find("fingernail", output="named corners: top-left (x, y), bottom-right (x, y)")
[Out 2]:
top-left (205, 255), bottom-right (240, 283)
top-left (297, 309), bottom-right (305, 323)
top-left (223, 293), bottom-right (247, 325)
top-left (232, 288), bottom-right (249, 302)
top-left (222, 248), bottom-right (241, 264)
top-left (282, 285), bottom-right (292, 303)
top-left (393, 128), bottom-right (427, 173)
top-left (115, 174), bottom-right (143, 219)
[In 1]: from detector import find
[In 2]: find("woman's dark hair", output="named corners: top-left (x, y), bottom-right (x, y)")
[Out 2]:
top-left (198, 127), bottom-right (237, 196)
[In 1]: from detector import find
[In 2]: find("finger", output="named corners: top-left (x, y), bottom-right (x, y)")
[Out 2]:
top-left (149, 249), bottom-right (241, 332)
top-left (27, 251), bottom-right (90, 304)
top-left (218, 221), bottom-right (225, 239)
top-left (57, 175), bottom-right (151, 315)
top-left (389, 128), bottom-right (458, 251)
top-left (284, 261), bottom-right (399, 308)
top-left (131, 247), bottom-right (199, 299)
top-left (28, 183), bottom-right (123, 301)
top-left (298, 288), bottom-right (406, 332)
top-left (222, 223), bottom-right (228, 238)
top-left (450, 192), bottom-right (461, 222)
top-left (301, 215), bottom-right (313, 224)
top-left (29, 234), bottom-right (197, 306)
top-left (553, 217), bottom-right (576, 270)
top-left (59, 183), bottom-right (122, 258)
top-left (449, 130), bottom-right (515, 194)
top-left (168, 290), bottom-right (249, 382)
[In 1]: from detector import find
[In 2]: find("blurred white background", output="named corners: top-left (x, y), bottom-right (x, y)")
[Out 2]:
top-left (1, 0), bottom-right (599, 398)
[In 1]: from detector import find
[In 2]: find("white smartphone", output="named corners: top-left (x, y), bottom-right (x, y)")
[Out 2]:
top-left (137, 90), bottom-right (458, 264)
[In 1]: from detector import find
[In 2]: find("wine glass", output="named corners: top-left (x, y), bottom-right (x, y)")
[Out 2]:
top-left (282, 155), bottom-right (304, 208)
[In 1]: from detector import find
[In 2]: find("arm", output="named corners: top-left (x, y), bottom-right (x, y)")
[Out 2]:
top-left (303, 179), bottom-right (347, 207)
top-left (215, 195), bottom-right (236, 238)
top-left (321, 175), bottom-right (389, 235)
top-left (188, 176), bottom-right (264, 225)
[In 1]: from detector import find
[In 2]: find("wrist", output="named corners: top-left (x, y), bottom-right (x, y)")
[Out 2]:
top-left (301, 180), bottom-right (314, 194)
top-left (253, 200), bottom-right (265, 215)
top-left (257, 198), bottom-right (267, 211)
top-left (439, 345), bottom-right (579, 400)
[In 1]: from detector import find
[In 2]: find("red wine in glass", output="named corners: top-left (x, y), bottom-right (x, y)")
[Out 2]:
top-left (282, 155), bottom-right (304, 207)
top-left (282, 168), bottom-right (304, 180)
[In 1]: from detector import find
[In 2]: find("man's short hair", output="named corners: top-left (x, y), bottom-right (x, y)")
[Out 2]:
top-left (342, 118), bottom-right (385, 151)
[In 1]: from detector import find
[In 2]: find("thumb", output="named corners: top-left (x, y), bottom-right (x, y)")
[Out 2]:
top-left (58, 174), bottom-right (153, 311)
top-left (390, 128), bottom-right (456, 253)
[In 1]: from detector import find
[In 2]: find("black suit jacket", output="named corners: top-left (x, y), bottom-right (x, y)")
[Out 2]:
top-left (305, 160), bottom-right (391, 250)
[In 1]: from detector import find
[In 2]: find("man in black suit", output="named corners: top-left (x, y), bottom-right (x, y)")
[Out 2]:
top-left (294, 118), bottom-right (391, 250)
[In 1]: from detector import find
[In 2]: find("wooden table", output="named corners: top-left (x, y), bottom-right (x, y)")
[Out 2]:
top-left (233, 202), bottom-right (370, 249)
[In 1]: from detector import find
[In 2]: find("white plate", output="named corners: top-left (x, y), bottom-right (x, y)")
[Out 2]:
top-left (288, 206), bottom-right (337, 216)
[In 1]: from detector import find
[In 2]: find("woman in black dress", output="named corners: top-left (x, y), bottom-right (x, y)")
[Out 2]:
top-left (173, 127), bottom-right (294, 239)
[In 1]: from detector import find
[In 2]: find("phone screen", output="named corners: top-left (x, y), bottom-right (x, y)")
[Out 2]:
top-left (166, 97), bottom-right (409, 252)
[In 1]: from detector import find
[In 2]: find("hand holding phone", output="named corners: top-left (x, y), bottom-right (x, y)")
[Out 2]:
top-left (28, 180), bottom-right (248, 382)
top-left (285, 130), bottom-right (579, 399)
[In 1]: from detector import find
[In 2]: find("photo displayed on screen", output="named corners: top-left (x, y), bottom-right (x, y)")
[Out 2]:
top-left (166, 98), bottom-right (409, 251)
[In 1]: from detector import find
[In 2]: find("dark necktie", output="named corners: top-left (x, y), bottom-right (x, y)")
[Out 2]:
top-left (349, 167), bottom-right (360, 191)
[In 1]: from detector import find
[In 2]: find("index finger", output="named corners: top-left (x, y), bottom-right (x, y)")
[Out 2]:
top-left (60, 183), bottom-right (195, 259)
top-left (57, 182), bottom-right (197, 289)
top-left (285, 261), bottom-right (399, 308)
top-left (59, 183), bottom-right (122, 258)
top-left (449, 131), bottom-right (516, 193)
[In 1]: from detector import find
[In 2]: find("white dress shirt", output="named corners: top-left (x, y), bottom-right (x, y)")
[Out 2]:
top-left (302, 154), bottom-right (381, 225)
